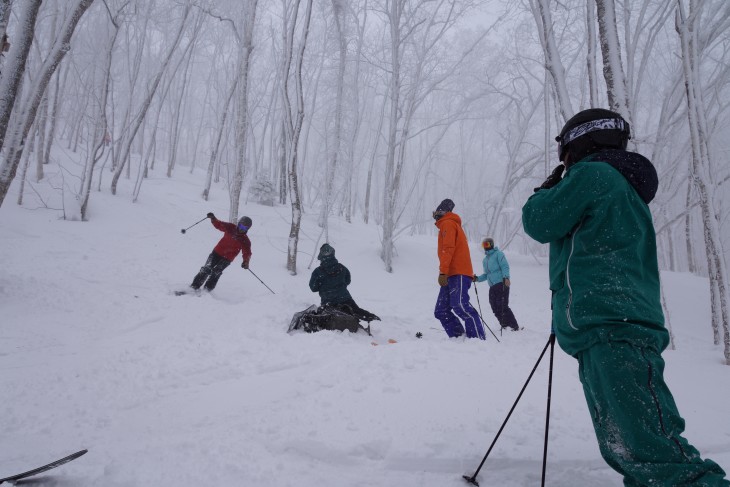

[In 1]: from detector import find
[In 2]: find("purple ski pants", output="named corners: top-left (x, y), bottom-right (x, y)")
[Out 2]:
top-left (434, 274), bottom-right (485, 340)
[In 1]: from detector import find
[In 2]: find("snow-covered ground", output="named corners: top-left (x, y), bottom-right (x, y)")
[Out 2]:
top-left (1, 164), bottom-right (729, 486)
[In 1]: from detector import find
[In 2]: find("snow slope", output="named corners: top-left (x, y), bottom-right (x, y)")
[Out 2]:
top-left (1, 167), bottom-right (729, 486)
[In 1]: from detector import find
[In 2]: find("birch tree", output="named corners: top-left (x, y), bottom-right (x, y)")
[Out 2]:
top-left (528, 0), bottom-right (573, 121)
top-left (280, 0), bottom-right (314, 274)
top-left (229, 0), bottom-right (259, 223)
top-left (594, 0), bottom-right (631, 122)
top-left (0, 0), bottom-right (94, 208)
top-left (676, 0), bottom-right (730, 364)
top-left (110, 3), bottom-right (191, 195)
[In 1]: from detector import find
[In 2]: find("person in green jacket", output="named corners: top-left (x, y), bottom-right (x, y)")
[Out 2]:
top-left (309, 243), bottom-right (379, 322)
top-left (522, 108), bottom-right (728, 486)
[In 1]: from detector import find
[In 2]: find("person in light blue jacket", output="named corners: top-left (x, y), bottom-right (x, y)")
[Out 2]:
top-left (475, 238), bottom-right (520, 331)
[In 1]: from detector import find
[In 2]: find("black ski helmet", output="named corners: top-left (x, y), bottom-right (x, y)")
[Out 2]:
top-left (556, 109), bottom-right (630, 163)
top-left (238, 216), bottom-right (252, 231)
top-left (482, 237), bottom-right (495, 250)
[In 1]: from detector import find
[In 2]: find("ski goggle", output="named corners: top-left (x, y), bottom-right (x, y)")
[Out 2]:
top-left (238, 224), bottom-right (250, 232)
top-left (555, 118), bottom-right (629, 160)
top-left (482, 241), bottom-right (493, 249)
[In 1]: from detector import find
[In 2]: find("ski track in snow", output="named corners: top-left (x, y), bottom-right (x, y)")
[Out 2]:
top-left (1, 169), bottom-right (729, 486)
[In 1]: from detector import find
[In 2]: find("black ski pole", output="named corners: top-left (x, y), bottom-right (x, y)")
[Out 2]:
top-left (473, 284), bottom-right (500, 343)
top-left (247, 268), bottom-right (275, 294)
top-left (540, 333), bottom-right (556, 486)
top-left (181, 216), bottom-right (208, 234)
top-left (462, 333), bottom-right (554, 487)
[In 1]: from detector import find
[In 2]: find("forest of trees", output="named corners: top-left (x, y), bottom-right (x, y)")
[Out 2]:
top-left (0, 0), bottom-right (727, 361)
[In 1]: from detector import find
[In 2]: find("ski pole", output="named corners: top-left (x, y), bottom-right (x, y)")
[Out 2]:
top-left (473, 284), bottom-right (500, 343)
top-left (462, 333), bottom-right (555, 487)
top-left (181, 216), bottom-right (208, 234)
top-left (247, 268), bottom-right (275, 294)
top-left (540, 333), bottom-right (556, 486)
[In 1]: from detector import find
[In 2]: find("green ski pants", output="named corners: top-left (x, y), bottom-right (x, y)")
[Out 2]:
top-left (577, 342), bottom-right (728, 486)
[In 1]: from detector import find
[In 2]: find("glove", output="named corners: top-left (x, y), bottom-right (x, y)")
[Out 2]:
top-left (534, 165), bottom-right (565, 192)
top-left (241, 260), bottom-right (249, 269)
top-left (503, 277), bottom-right (511, 287)
top-left (207, 212), bottom-right (215, 219)
top-left (438, 274), bottom-right (448, 287)
top-left (472, 275), bottom-right (478, 283)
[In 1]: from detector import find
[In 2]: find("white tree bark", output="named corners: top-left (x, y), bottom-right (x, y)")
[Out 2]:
top-left (0, 1), bottom-right (42, 156)
top-left (229, 0), bottom-right (259, 223)
top-left (595, 0), bottom-right (631, 121)
top-left (0, 0), bottom-right (94, 208)
top-left (529, 0), bottom-right (574, 122)
top-left (280, 0), bottom-right (314, 275)
top-left (676, 0), bottom-right (730, 365)
top-left (110, 4), bottom-right (190, 195)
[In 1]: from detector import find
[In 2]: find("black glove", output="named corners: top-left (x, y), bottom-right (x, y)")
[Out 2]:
top-left (534, 165), bottom-right (565, 192)
top-left (207, 212), bottom-right (215, 219)
top-left (241, 260), bottom-right (249, 269)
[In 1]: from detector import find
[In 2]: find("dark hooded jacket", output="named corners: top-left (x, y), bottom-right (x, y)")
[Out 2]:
top-left (309, 247), bottom-right (353, 305)
top-left (522, 150), bottom-right (668, 357)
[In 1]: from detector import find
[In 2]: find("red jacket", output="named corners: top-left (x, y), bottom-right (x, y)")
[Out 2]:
top-left (211, 218), bottom-right (252, 263)
top-left (435, 212), bottom-right (474, 277)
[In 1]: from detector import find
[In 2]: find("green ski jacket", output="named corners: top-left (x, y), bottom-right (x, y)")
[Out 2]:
top-left (522, 150), bottom-right (668, 357)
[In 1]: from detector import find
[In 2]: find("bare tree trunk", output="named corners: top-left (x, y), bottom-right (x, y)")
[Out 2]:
top-left (281, 0), bottom-right (314, 275)
top-left (34, 93), bottom-right (48, 181)
top-left (0, 0), bottom-right (94, 208)
top-left (595, 0), bottom-right (632, 121)
top-left (16, 122), bottom-right (35, 206)
top-left (202, 78), bottom-right (237, 201)
top-left (529, 0), bottom-right (574, 121)
top-left (381, 0), bottom-right (404, 273)
top-left (42, 66), bottom-right (67, 175)
top-left (0, 1), bottom-right (42, 154)
top-left (676, 0), bottom-right (730, 364)
top-left (320, 0), bottom-right (348, 240)
top-left (110, 4), bottom-right (191, 196)
top-left (230, 0), bottom-right (260, 223)
top-left (586, 1), bottom-right (600, 107)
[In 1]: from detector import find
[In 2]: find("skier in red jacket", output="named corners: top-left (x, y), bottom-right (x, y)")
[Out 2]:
top-left (189, 213), bottom-right (252, 291)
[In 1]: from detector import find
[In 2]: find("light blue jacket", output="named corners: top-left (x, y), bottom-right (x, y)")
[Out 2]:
top-left (476, 247), bottom-right (509, 287)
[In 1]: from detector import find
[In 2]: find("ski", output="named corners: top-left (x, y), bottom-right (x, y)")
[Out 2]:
top-left (371, 338), bottom-right (398, 346)
top-left (0, 449), bottom-right (88, 485)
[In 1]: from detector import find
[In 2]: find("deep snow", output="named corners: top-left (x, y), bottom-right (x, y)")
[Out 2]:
top-left (1, 165), bottom-right (729, 486)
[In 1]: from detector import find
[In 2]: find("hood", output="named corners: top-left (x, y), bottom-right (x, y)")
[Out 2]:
top-left (319, 255), bottom-right (340, 274)
top-left (435, 212), bottom-right (462, 228)
top-left (585, 149), bottom-right (658, 204)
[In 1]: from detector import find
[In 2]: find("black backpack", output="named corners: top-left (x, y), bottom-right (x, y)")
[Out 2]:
top-left (288, 304), bottom-right (367, 334)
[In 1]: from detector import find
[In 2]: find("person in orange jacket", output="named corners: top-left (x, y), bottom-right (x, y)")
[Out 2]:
top-left (433, 199), bottom-right (485, 339)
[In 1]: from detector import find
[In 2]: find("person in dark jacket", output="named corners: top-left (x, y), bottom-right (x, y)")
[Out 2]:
top-left (522, 108), bottom-right (728, 486)
top-left (309, 243), bottom-right (379, 322)
top-left (190, 213), bottom-right (252, 291)
top-left (475, 237), bottom-right (520, 331)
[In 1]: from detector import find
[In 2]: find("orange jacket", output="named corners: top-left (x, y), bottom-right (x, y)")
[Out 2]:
top-left (435, 212), bottom-right (474, 277)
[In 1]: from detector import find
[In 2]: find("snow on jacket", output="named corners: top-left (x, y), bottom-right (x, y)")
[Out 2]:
top-left (521, 149), bottom-right (667, 357)
top-left (476, 247), bottom-right (509, 287)
top-left (309, 256), bottom-right (353, 305)
top-left (435, 212), bottom-right (474, 277)
top-left (211, 218), bottom-right (252, 263)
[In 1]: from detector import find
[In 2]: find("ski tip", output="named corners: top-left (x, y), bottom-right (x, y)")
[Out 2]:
top-left (387, 338), bottom-right (397, 344)
top-left (371, 341), bottom-right (379, 346)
